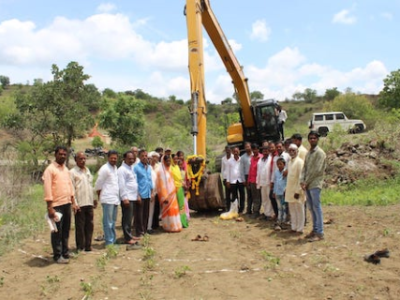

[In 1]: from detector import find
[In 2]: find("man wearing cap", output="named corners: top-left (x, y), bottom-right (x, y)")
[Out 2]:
top-left (130, 146), bottom-right (140, 165)
top-left (147, 151), bottom-right (160, 233)
top-left (286, 144), bottom-right (305, 234)
top-left (301, 131), bottom-right (326, 242)
top-left (164, 147), bottom-right (172, 156)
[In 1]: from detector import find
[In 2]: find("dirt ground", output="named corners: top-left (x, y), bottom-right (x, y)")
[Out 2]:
top-left (0, 204), bottom-right (400, 300)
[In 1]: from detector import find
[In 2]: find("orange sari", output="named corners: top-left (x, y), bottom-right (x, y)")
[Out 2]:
top-left (156, 162), bottom-right (182, 232)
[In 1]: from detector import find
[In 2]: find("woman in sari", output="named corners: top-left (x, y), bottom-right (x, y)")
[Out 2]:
top-left (177, 156), bottom-right (191, 222)
top-left (171, 154), bottom-right (189, 228)
top-left (156, 155), bottom-right (182, 232)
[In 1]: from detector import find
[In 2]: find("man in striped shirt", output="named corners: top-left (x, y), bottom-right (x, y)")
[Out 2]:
top-left (70, 151), bottom-right (96, 252)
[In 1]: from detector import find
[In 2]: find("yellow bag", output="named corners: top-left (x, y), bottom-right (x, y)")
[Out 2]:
top-left (220, 199), bottom-right (239, 220)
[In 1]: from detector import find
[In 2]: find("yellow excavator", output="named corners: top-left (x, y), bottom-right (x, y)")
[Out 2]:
top-left (185, 0), bottom-right (280, 210)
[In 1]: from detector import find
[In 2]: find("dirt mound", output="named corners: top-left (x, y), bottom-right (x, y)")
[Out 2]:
top-left (325, 140), bottom-right (399, 188)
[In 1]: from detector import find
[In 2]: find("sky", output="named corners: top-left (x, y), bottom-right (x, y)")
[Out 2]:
top-left (0, 0), bottom-right (399, 103)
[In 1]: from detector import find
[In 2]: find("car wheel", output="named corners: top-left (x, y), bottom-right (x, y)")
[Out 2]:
top-left (354, 124), bottom-right (364, 133)
top-left (318, 127), bottom-right (329, 137)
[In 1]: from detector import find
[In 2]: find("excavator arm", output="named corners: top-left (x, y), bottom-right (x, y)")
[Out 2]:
top-left (185, 0), bottom-right (256, 158)
top-left (184, 0), bottom-right (262, 211)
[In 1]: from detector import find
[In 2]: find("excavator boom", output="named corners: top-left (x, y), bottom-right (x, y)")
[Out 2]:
top-left (186, 0), bottom-right (256, 158)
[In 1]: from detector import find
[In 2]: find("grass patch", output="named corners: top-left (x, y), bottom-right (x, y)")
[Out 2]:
top-left (322, 177), bottom-right (400, 206)
top-left (0, 183), bottom-right (45, 255)
top-left (174, 265), bottom-right (191, 279)
top-left (260, 251), bottom-right (280, 270)
top-left (96, 244), bottom-right (119, 271)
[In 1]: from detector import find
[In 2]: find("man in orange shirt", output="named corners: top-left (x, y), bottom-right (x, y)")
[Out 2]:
top-left (43, 146), bottom-right (78, 264)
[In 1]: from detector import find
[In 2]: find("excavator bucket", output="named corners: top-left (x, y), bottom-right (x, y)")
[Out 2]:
top-left (188, 172), bottom-right (224, 211)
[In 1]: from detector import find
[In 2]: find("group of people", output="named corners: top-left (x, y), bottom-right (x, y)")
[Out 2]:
top-left (43, 129), bottom-right (326, 264)
top-left (43, 146), bottom-right (190, 264)
top-left (221, 130), bottom-right (326, 242)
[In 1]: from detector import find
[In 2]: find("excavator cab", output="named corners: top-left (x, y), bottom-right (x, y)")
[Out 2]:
top-left (253, 100), bottom-right (281, 142)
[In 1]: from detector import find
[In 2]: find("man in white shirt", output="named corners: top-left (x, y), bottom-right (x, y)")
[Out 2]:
top-left (256, 145), bottom-right (274, 220)
top-left (278, 105), bottom-right (288, 141)
top-left (221, 146), bottom-right (233, 211)
top-left (95, 150), bottom-right (119, 246)
top-left (118, 151), bottom-right (140, 245)
top-left (227, 147), bottom-right (246, 213)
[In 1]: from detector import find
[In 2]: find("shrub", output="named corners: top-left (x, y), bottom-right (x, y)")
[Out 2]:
top-left (91, 136), bottom-right (104, 148)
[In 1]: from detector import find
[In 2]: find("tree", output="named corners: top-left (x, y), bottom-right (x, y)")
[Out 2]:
top-left (323, 92), bottom-right (375, 120)
top-left (92, 136), bottom-right (104, 148)
top-left (379, 69), bottom-right (400, 109)
top-left (49, 62), bottom-right (101, 149)
top-left (324, 87), bottom-right (341, 101)
top-left (292, 91), bottom-right (303, 101)
top-left (33, 78), bottom-right (43, 85)
top-left (103, 88), bottom-right (117, 98)
top-left (250, 90), bottom-right (264, 102)
top-left (99, 96), bottom-right (145, 146)
top-left (2, 62), bottom-right (101, 165)
top-left (303, 88), bottom-right (317, 103)
top-left (0, 75), bottom-right (10, 89)
top-left (2, 82), bottom-right (57, 167)
top-left (221, 97), bottom-right (233, 105)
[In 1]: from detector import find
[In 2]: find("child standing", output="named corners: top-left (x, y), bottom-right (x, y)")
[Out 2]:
top-left (273, 158), bottom-right (287, 231)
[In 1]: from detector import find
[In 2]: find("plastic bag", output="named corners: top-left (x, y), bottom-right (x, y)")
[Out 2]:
top-left (220, 199), bottom-right (239, 220)
top-left (44, 212), bottom-right (63, 232)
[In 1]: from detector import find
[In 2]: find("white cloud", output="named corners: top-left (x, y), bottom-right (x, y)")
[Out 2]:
top-left (0, 12), bottom-right (389, 104)
top-left (268, 47), bottom-right (306, 70)
top-left (250, 19), bottom-right (271, 42)
top-left (381, 12), bottom-right (393, 21)
top-left (332, 9), bottom-right (357, 24)
top-left (96, 3), bottom-right (117, 13)
top-left (239, 47), bottom-right (387, 101)
top-left (228, 39), bottom-right (242, 52)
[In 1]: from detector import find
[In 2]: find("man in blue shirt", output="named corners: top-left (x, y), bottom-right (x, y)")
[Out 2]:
top-left (134, 149), bottom-right (153, 236)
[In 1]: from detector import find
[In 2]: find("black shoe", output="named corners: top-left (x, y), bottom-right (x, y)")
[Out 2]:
top-left (250, 213), bottom-right (259, 219)
top-left (147, 229), bottom-right (154, 235)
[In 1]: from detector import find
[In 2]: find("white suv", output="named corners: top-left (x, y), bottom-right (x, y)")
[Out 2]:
top-left (308, 112), bottom-right (366, 136)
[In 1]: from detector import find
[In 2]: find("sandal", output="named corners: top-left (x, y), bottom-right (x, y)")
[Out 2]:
top-left (201, 235), bottom-right (209, 242)
top-left (374, 248), bottom-right (390, 258)
top-left (94, 235), bottom-right (104, 241)
top-left (364, 253), bottom-right (381, 264)
top-left (191, 234), bottom-right (202, 241)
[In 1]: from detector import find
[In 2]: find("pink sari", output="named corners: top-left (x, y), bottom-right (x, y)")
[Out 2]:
top-left (156, 162), bottom-right (182, 232)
